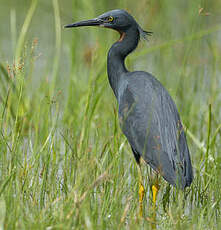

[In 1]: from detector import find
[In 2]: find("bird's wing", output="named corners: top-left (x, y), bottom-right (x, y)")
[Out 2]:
top-left (118, 72), bottom-right (193, 188)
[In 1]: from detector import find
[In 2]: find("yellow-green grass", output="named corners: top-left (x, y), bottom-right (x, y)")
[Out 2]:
top-left (0, 0), bottom-right (220, 229)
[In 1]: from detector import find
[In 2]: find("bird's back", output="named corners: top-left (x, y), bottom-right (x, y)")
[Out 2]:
top-left (118, 71), bottom-right (193, 188)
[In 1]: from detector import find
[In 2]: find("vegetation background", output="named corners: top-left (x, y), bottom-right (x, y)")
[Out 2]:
top-left (0, 0), bottom-right (221, 229)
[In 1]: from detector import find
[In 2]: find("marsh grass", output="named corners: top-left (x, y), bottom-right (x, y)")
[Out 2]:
top-left (0, 0), bottom-right (221, 229)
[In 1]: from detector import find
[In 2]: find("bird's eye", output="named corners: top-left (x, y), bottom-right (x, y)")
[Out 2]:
top-left (107, 16), bottom-right (114, 22)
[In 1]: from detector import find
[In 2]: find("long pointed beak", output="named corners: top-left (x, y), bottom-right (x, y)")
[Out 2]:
top-left (64, 18), bottom-right (103, 28)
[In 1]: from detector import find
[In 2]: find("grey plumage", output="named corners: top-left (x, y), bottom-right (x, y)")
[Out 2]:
top-left (118, 71), bottom-right (193, 188)
top-left (65, 9), bottom-right (193, 189)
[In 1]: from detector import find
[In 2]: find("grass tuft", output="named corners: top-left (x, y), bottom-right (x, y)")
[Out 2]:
top-left (0, 0), bottom-right (221, 229)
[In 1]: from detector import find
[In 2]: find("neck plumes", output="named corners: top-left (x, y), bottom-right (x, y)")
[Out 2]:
top-left (107, 27), bottom-right (140, 99)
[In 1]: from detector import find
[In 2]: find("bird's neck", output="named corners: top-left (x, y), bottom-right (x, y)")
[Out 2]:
top-left (107, 27), bottom-right (139, 98)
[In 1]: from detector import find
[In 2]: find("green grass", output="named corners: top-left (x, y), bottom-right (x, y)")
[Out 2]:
top-left (0, 0), bottom-right (221, 229)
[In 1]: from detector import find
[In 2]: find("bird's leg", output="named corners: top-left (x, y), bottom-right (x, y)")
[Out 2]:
top-left (150, 174), bottom-right (160, 208)
top-left (137, 163), bottom-right (145, 217)
top-left (152, 183), bottom-right (159, 209)
top-left (151, 175), bottom-right (160, 229)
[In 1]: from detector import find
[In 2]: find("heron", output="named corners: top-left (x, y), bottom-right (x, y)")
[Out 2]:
top-left (65, 9), bottom-right (193, 217)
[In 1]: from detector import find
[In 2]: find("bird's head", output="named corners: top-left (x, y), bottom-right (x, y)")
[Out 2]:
top-left (65, 9), bottom-right (152, 40)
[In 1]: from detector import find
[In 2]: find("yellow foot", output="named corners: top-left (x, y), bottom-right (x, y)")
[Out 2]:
top-left (152, 184), bottom-right (159, 207)
top-left (139, 182), bottom-right (145, 217)
top-left (151, 184), bottom-right (160, 229)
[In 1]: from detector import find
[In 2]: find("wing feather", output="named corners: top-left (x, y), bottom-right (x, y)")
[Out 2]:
top-left (118, 72), bottom-right (193, 188)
